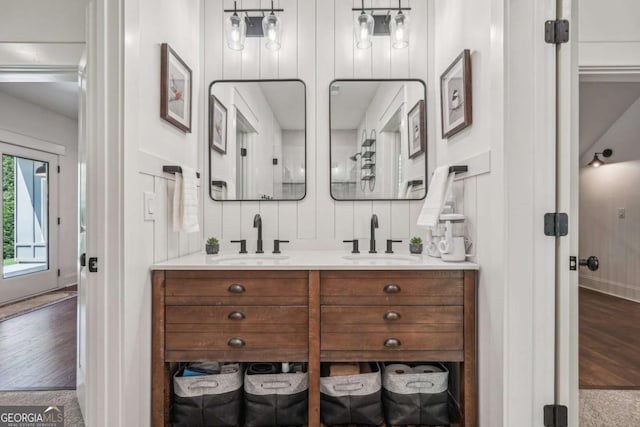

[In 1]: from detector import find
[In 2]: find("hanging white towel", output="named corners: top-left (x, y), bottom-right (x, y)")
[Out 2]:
top-left (172, 166), bottom-right (200, 233)
top-left (417, 165), bottom-right (454, 229)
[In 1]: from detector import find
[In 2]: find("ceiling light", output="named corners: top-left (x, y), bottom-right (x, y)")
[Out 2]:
top-left (588, 148), bottom-right (613, 168)
top-left (35, 164), bottom-right (47, 177)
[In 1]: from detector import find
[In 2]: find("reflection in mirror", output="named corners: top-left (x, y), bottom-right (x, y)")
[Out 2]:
top-left (330, 80), bottom-right (427, 200)
top-left (209, 80), bottom-right (306, 201)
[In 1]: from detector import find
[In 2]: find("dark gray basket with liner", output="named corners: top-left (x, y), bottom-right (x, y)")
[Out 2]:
top-left (381, 363), bottom-right (450, 426)
top-left (320, 362), bottom-right (384, 426)
top-left (172, 362), bottom-right (243, 427)
top-left (244, 363), bottom-right (308, 427)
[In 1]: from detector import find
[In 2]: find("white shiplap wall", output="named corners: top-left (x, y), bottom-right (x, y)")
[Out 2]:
top-left (203, 0), bottom-right (433, 253)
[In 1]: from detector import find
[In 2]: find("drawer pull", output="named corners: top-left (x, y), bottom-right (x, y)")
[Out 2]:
top-left (228, 311), bottom-right (245, 321)
top-left (384, 338), bottom-right (401, 347)
top-left (383, 284), bottom-right (401, 294)
top-left (383, 311), bottom-right (401, 321)
top-left (228, 283), bottom-right (246, 294)
top-left (227, 337), bottom-right (245, 348)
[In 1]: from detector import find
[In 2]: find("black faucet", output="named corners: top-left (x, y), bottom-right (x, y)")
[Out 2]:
top-left (369, 214), bottom-right (379, 253)
top-left (253, 214), bottom-right (264, 254)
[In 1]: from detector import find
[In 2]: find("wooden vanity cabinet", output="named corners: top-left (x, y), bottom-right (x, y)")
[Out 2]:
top-left (152, 269), bottom-right (476, 427)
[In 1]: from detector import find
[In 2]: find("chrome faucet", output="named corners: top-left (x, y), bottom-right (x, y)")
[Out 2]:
top-left (369, 214), bottom-right (379, 253)
top-left (253, 214), bottom-right (264, 254)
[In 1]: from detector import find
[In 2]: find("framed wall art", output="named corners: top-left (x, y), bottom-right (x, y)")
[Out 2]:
top-left (209, 95), bottom-right (228, 154)
top-left (440, 49), bottom-right (472, 139)
top-left (160, 43), bottom-right (192, 133)
top-left (407, 99), bottom-right (426, 159)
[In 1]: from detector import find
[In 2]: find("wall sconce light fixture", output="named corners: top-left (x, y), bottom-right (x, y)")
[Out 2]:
top-left (353, 0), bottom-right (411, 50)
top-left (587, 148), bottom-right (613, 168)
top-left (224, 1), bottom-right (284, 52)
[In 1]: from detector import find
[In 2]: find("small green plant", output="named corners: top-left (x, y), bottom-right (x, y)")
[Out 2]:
top-left (206, 237), bottom-right (219, 246)
top-left (410, 236), bottom-right (422, 245)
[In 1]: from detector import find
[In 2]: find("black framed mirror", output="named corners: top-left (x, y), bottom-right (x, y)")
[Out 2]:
top-left (329, 79), bottom-right (427, 201)
top-left (209, 79), bottom-right (307, 201)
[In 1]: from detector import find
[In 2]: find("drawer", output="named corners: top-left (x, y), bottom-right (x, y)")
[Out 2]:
top-left (166, 305), bottom-right (308, 325)
top-left (320, 270), bottom-right (463, 305)
top-left (166, 330), bottom-right (308, 352)
top-left (321, 329), bottom-right (463, 352)
top-left (165, 270), bottom-right (308, 305)
top-left (321, 305), bottom-right (463, 326)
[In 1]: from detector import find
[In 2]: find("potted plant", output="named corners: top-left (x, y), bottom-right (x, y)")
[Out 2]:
top-left (205, 237), bottom-right (220, 255)
top-left (409, 236), bottom-right (423, 254)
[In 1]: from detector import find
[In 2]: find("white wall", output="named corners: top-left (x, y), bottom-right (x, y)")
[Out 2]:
top-left (204, 0), bottom-right (431, 253)
top-left (579, 0), bottom-right (640, 68)
top-left (0, 91), bottom-right (78, 286)
top-left (0, 0), bottom-right (86, 43)
top-left (122, 0), bottom-right (203, 426)
top-left (580, 161), bottom-right (640, 301)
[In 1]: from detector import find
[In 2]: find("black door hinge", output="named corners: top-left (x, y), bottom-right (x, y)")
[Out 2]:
top-left (57, 217), bottom-right (61, 225)
top-left (88, 257), bottom-right (98, 273)
top-left (240, 148), bottom-right (247, 157)
top-left (57, 269), bottom-right (61, 277)
top-left (57, 165), bottom-right (60, 173)
top-left (544, 404), bottom-right (568, 427)
top-left (544, 213), bottom-right (568, 236)
top-left (545, 20), bottom-right (570, 44)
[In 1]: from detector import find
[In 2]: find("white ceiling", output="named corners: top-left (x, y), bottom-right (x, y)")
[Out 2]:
top-left (0, 81), bottom-right (79, 120)
top-left (330, 82), bottom-right (381, 129)
top-left (579, 82), bottom-right (640, 157)
top-left (260, 82), bottom-right (305, 130)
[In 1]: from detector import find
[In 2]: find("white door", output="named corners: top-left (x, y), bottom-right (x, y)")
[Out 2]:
top-left (556, 0), bottom-right (580, 425)
top-left (0, 143), bottom-right (59, 304)
top-left (76, 55), bottom-right (88, 416)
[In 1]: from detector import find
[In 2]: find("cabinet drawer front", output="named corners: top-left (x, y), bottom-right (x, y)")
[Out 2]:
top-left (322, 306), bottom-right (462, 325)
top-left (166, 305), bottom-right (308, 325)
top-left (321, 331), bottom-right (463, 351)
top-left (165, 272), bottom-right (308, 305)
top-left (320, 271), bottom-right (463, 305)
top-left (166, 332), bottom-right (308, 352)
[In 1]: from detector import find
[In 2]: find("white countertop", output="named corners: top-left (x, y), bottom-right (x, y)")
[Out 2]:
top-left (151, 251), bottom-right (479, 271)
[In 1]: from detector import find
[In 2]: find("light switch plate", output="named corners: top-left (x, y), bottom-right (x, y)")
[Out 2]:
top-left (618, 208), bottom-right (626, 219)
top-left (144, 192), bottom-right (156, 221)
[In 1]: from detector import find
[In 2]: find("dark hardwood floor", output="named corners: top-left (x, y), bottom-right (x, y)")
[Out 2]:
top-left (580, 287), bottom-right (640, 389)
top-left (0, 297), bottom-right (76, 391)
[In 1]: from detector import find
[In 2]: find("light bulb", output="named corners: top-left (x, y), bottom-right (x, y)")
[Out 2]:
top-left (225, 13), bottom-right (246, 50)
top-left (355, 13), bottom-right (374, 49)
top-left (262, 13), bottom-right (282, 51)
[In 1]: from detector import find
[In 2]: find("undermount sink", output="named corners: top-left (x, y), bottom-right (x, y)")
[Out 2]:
top-left (207, 254), bottom-right (290, 265)
top-left (341, 254), bottom-right (421, 265)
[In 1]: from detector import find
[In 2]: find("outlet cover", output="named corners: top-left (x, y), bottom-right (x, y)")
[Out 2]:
top-left (144, 192), bottom-right (156, 221)
top-left (618, 208), bottom-right (626, 219)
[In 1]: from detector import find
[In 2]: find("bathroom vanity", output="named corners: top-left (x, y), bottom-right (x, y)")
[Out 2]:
top-left (151, 252), bottom-right (478, 427)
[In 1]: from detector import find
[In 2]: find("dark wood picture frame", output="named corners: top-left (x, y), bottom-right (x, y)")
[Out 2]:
top-left (209, 95), bottom-right (228, 154)
top-left (440, 49), bottom-right (472, 139)
top-left (160, 43), bottom-right (192, 133)
top-left (407, 99), bottom-right (426, 159)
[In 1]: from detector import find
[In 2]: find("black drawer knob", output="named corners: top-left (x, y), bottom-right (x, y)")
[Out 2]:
top-left (227, 337), bottom-right (245, 348)
top-left (228, 311), bottom-right (245, 321)
top-left (228, 283), bottom-right (245, 294)
top-left (383, 311), bottom-right (401, 321)
top-left (384, 284), bottom-right (401, 294)
top-left (384, 338), bottom-right (401, 347)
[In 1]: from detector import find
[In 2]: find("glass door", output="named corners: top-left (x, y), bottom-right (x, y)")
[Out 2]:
top-left (0, 142), bottom-right (59, 304)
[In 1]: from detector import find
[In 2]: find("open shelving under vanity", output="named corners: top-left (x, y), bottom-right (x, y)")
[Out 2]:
top-left (151, 252), bottom-right (478, 427)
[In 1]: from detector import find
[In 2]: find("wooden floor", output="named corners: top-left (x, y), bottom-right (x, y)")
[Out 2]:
top-left (580, 288), bottom-right (640, 389)
top-left (0, 297), bottom-right (76, 391)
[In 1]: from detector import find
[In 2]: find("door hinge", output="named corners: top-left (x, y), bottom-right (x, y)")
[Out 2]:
top-left (569, 256), bottom-right (577, 271)
top-left (57, 165), bottom-right (60, 173)
top-left (544, 213), bottom-right (568, 236)
top-left (88, 257), bottom-right (98, 273)
top-left (544, 404), bottom-right (568, 427)
top-left (240, 148), bottom-right (247, 157)
top-left (545, 19), bottom-right (570, 44)
top-left (57, 269), bottom-right (61, 277)
top-left (57, 217), bottom-right (61, 225)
